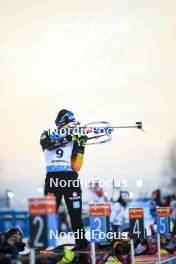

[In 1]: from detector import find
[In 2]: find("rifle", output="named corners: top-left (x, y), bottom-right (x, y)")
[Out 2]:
top-left (48, 121), bottom-right (144, 145)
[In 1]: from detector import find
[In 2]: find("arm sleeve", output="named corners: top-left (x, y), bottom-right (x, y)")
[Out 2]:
top-left (71, 141), bottom-right (85, 172)
top-left (40, 131), bottom-right (71, 151)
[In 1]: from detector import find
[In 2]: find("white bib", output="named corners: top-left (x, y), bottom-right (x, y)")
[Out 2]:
top-left (44, 142), bottom-right (74, 172)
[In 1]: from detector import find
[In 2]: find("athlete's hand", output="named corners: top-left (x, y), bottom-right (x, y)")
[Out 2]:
top-left (77, 136), bottom-right (88, 154)
top-left (70, 131), bottom-right (82, 141)
top-left (70, 131), bottom-right (88, 146)
top-left (54, 135), bottom-right (72, 145)
top-left (79, 135), bottom-right (88, 146)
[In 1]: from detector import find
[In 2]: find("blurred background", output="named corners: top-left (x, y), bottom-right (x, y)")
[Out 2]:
top-left (0, 0), bottom-right (176, 236)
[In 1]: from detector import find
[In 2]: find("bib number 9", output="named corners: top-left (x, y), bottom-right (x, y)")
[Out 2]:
top-left (56, 149), bottom-right (64, 158)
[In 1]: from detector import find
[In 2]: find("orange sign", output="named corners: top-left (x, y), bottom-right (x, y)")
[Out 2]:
top-left (28, 196), bottom-right (56, 215)
top-left (129, 208), bottom-right (144, 219)
top-left (89, 203), bottom-right (110, 216)
top-left (156, 207), bottom-right (171, 217)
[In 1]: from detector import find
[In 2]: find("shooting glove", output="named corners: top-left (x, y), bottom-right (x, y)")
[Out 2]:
top-left (56, 249), bottom-right (75, 264)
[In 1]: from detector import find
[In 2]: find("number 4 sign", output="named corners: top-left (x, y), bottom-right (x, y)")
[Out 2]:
top-left (129, 208), bottom-right (145, 264)
top-left (129, 208), bottom-right (145, 240)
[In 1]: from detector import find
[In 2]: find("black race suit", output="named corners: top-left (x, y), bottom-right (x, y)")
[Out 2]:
top-left (40, 131), bottom-right (87, 247)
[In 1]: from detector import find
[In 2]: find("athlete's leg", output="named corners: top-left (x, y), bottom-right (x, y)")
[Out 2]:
top-left (44, 172), bottom-right (63, 234)
top-left (55, 195), bottom-right (62, 212)
top-left (64, 177), bottom-right (88, 247)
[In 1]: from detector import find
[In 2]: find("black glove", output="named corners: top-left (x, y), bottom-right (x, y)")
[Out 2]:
top-left (14, 241), bottom-right (26, 251)
top-left (78, 135), bottom-right (88, 154)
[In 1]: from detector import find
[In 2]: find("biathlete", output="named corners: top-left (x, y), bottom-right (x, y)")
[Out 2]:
top-left (0, 227), bottom-right (25, 263)
top-left (40, 109), bottom-right (88, 249)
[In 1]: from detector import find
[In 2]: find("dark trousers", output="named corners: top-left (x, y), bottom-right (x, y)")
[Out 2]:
top-left (111, 224), bottom-right (120, 233)
top-left (44, 172), bottom-right (87, 246)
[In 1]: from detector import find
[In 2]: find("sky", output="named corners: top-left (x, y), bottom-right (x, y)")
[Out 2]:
top-left (0, 0), bottom-right (176, 206)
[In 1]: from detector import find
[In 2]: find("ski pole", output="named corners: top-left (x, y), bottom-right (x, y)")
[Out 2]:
top-left (91, 242), bottom-right (96, 264)
top-left (29, 248), bottom-right (35, 264)
top-left (157, 233), bottom-right (161, 264)
top-left (130, 239), bottom-right (135, 264)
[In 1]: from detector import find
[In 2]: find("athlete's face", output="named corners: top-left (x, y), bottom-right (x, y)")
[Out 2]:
top-left (123, 197), bottom-right (129, 204)
top-left (7, 234), bottom-right (21, 246)
top-left (62, 122), bottom-right (75, 128)
top-left (121, 193), bottom-right (129, 204)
